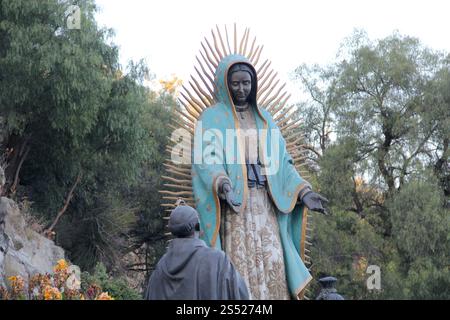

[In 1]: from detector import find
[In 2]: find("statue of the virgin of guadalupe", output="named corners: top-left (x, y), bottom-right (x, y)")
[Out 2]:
top-left (160, 26), bottom-right (328, 300)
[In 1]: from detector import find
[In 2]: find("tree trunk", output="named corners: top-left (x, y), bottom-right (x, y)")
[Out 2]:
top-left (434, 138), bottom-right (449, 196)
top-left (3, 134), bottom-right (30, 196)
top-left (378, 123), bottom-right (396, 195)
top-left (45, 173), bottom-right (82, 236)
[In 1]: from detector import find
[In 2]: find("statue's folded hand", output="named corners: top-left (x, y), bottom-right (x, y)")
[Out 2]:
top-left (221, 182), bottom-right (241, 213)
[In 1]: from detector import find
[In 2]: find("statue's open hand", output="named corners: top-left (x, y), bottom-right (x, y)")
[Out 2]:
top-left (222, 183), bottom-right (241, 213)
top-left (301, 191), bottom-right (329, 215)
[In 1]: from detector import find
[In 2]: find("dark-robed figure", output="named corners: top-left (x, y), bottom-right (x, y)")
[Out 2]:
top-left (144, 205), bottom-right (249, 300)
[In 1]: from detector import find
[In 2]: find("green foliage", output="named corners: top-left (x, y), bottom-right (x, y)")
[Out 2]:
top-left (310, 210), bottom-right (384, 299)
top-left (0, 0), bottom-right (172, 274)
top-left (317, 141), bottom-right (357, 211)
top-left (81, 262), bottom-right (142, 300)
top-left (1, 0), bottom-right (114, 138)
top-left (335, 31), bottom-right (445, 195)
top-left (403, 258), bottom-right (450, 299)
top-left (124, 91), bottom-right (174, 275)
top-left (296, 31), bottom-right (449, 299)
top-left (386, 174), bottom-right (449, 264)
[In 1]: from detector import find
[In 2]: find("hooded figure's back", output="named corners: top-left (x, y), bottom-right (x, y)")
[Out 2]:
top-left (144, 237), bottom-right (249, 300)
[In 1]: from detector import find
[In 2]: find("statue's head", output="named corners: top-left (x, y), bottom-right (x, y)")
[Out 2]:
top-left (227, 63), bottom-right (257, 107)
top-left (168, 205), bottom-right (200, 238)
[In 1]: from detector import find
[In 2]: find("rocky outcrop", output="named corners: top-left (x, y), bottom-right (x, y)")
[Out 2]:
top-left (0, 196), bottom-right (65, 288)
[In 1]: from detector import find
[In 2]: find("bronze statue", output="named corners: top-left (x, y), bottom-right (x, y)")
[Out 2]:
top-left (161, 25), bottom-right (328, 300)
top-left (144, 204), bottom-right (249, 300)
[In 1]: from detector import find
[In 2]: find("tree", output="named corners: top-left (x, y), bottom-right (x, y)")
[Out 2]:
top-left (0, 0), bottom-right (173, 275)
top-left (1, 0), bottom-right (115, 196)
top-left (386, 173), bottom-right (448, 265)
top-left (335, 31), bottom-right (445, 197)
top-left (294, 30), bottom-right (449, 299)
top-left (293, 63), bottom-right (340, 163)
top-left (422, 63), bottom-right (450, 197)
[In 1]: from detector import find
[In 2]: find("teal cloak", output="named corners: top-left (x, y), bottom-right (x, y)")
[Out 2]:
top-left (192, 54), bottom-right (312, 299)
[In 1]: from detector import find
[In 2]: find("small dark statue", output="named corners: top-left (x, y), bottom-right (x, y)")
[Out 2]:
top-left (144, 204), bottom-right (249, 300)
top-left (316, 276), bottom-right (344, 300)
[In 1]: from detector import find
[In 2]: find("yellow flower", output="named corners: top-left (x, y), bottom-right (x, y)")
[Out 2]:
top-left (43, 286), bottom-right (52, 300)
top-left (96, 292), bottom-right (114, 300)
top-left (53, 259), bottom-right (69, 273)
top-left (43, 286), bottom-right (62, 300)
top-left (159, 75), bottom-right (183, 95)
top-left (54, 290), bottom-right (62, 300)
top-left (8, 275), bottom-right (25, 299)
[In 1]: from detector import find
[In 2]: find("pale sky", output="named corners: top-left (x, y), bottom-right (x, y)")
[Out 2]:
top-left (94, 0), bottom-right (450, 98)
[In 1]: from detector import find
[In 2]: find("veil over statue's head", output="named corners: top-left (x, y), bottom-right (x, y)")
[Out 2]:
top-left (228, 63), bottom-right (254, 80)
top-left (212, 54), bottom-right (259, 112)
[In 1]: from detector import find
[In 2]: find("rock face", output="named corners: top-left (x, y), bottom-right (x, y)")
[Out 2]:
top-left (0, 196), bottom-right (65, 288)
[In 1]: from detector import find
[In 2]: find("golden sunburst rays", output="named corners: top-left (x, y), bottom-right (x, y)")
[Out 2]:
top-left (160, 24), bottom-right (311, 245)
top-left (180, 24), bottom-right (294, 116)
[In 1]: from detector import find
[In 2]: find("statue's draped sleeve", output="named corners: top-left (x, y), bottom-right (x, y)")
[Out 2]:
top-left (192, 105), bottom-right (242, 250)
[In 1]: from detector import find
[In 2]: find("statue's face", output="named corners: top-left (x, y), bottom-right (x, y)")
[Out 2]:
top-left (228, 71), bottom-right (252, 106)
